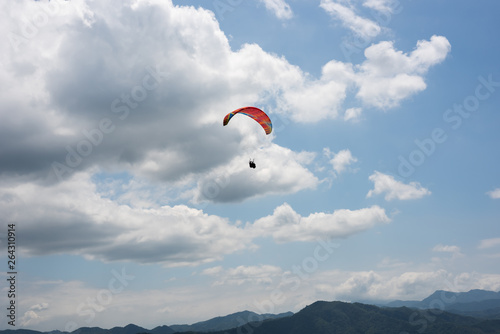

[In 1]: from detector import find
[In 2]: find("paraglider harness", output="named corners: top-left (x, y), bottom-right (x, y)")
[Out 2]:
top-left (249, 159), bottom-right (256, 169)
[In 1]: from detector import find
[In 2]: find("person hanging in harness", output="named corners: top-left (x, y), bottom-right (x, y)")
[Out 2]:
top-left (249, 159), bottom-right (256, 169)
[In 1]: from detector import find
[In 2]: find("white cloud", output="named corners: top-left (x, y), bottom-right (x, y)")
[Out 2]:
top-left (20, 310), bottom-right (43, 327)
top-left (277, 59), bottom-right (356, 123)
top-left (0, 0), bottom-right (451, 194)
top-left (487, 188), bottom-right (500, 199)
top-left (356, 36), bottom-right (451, 108)
top-left (367, 171), bottom-right (431, 201)
top-left (478, 238), bottom-right (500, 249)
top-left (0, 0), bottom-right (325, 204)
top-left (259, 0), bottom-right (293, 19)
top-left (320, 0), bottom-right (381, 39)
top-left (363, 0), bottom-right (397, 14)
top-left (324, 148), bottom-right (358, 175)
top-left (0, 172), bottom-right (254, 266)
top-left (190, 144), bottom-right (318, 203)
top-left (344, 107), bottom-right (363, 122)
top-left (30, 303), bottom-right (50, 311)
top-left (276, 36), bottom-right (450, 122)
top-left (316, 269), bottom-right (500, 302)
top-left (19, 303), bottom-right (50, 327)
top-left (0, 170), bottom-right (390, 266)
top-left (251, 203), bottom-right (390, 243)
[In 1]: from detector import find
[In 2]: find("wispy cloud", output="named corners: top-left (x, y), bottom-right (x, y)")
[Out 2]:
top-left (363, 0), bottom-right (397, 14)
top-left (486, 188), bottom-right (500, 199)
top-left (433, 244), bottom-right (464, 258)
top-left (478, 238), bottom-right (500, 249)
top-left (367, 171), bottom-right (431, 201)
top-left (344, 107), bottom-right (363, 122)
top-left (259, 0), bottom-right (293, 19)
top-left (320, 0), bottom-right (381, 39)
top-left (202, 265), bottom-right (283, 286)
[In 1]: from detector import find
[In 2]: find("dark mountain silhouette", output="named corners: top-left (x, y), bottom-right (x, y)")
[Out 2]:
top-left (73, 325), bottom-right (154, 334)
top-left (110, 325), bottom-right (152, 334)
top-left (196, 301), bottom-right (500, 334)
top-left (149, 326), bottom-right (175, 334)
top-left (169, 310), bottom-right (293, 332)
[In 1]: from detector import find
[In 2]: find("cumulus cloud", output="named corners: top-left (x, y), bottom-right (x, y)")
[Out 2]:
top-left (276, 59), bottom-right (356, 123)
top-left (367, 171), bottom-right (431, 201)
top-left (276, 36), bottom-right (450, 122)
top-left (0, 0), bottom-right (328, 205)
top-left (0, 0), bottom-right (450, 194)
top-left (324, 148), bottom-right (358, 175)
top-left (0, 171), bottom-right (390, 266)
top-left (190, 144), bottom-right (318, 203)
top-left (0, 0), bottom-right (447, 267)
top-left (487, 188), bottom-right (500, 199)
top-left (315, 269), bottom-right (500, 302)
top-left (250, 203), bottom-right (390, 243)
top-left (320, 0), bottom-right (381, 39)
top-left (0, 172), bottom-right (254, 266)
top-left (259, 0), bottom-right (293, 19)
top-left (2, 0), bottom-right (239, 183)
top-left (356, 36), bottom-right (451, 108)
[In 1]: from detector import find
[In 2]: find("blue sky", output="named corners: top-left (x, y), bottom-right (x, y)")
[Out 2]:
top-left (1, 0), bottom-right (500, 331)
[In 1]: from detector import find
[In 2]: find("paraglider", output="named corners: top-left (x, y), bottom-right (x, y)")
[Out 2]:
top-left (223, 107), bottom-right (272, 135)
top-left (223, 107), bottom-right (272, 169)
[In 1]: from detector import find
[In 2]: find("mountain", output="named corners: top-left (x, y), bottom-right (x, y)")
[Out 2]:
top-left (3, 292), bottom-right (500, 334)
top-left (0, 312), bottom-right (290, 334)
top-left (193, 301), bottom-right (500, 334)
top-left (385, 289), bottom-right (500, 318)
top-left (169, 310), bottom-right (293, 332)
top-left (421, 289), bottom-right (500, 307)
top-left (149, 326), bottom-right (175, 334)
top-left (0, 324), bottom-right (174, 334)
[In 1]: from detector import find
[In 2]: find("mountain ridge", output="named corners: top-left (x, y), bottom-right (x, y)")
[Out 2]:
top-left (169, 310), bottom-right (293, 332)
top-left (199, 300), bottom-right (500, 334)
top-left (2, 289), bottom-right (499, 334)
top-left (384, 288), bottom-right (500, 318)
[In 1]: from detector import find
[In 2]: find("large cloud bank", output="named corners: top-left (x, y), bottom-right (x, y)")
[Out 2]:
top-left (1, 0), bottom-right (448, 267)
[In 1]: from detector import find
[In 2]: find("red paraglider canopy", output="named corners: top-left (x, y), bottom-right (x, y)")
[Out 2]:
top-left (223, 107), bottom-right (272, 135)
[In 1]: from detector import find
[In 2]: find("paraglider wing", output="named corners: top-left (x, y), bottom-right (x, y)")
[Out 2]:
top-left (223, 107), bottom-right (272, 135)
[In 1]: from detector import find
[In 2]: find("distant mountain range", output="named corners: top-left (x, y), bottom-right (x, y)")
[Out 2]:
top-left (168, 310), bottom-right (293, 332)
top-left (2, 289), bottom-right (499, 334)
top-left (0, 311), bottom-right (293, 334)
top-left (384, 289), bottom-right (500, 319)
top-left (203, 300), bottom-right (500, 334)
